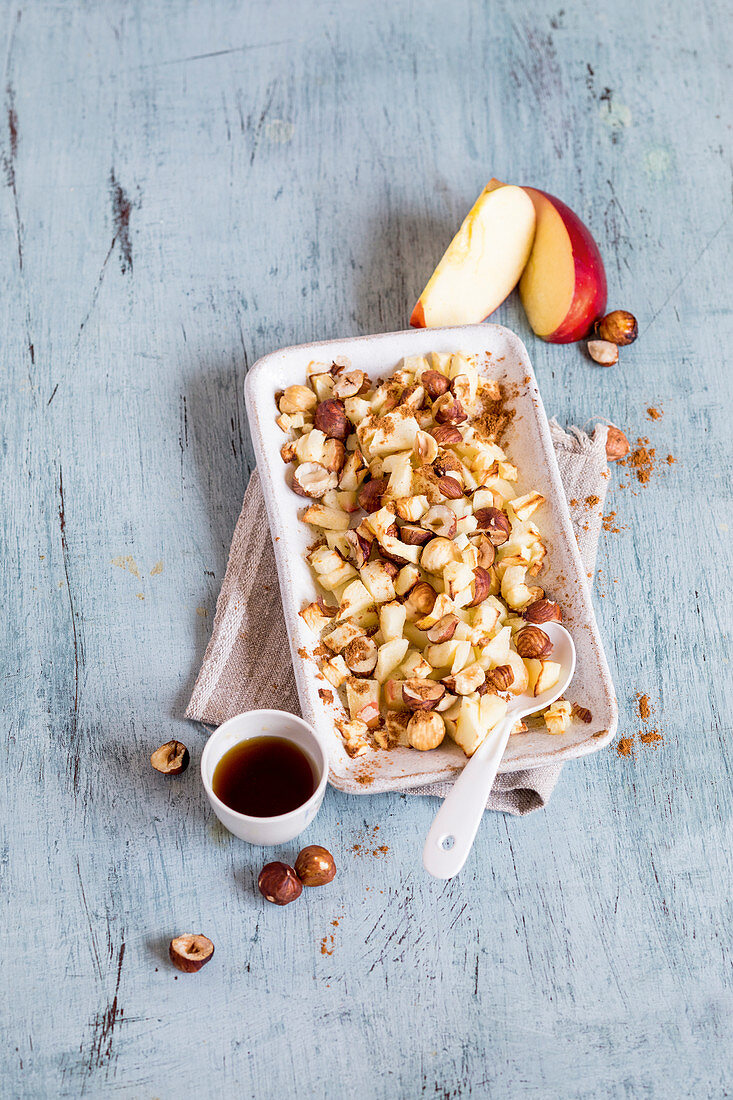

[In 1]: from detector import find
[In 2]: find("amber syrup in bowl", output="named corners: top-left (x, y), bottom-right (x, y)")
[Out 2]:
top-left (211, 736), bottom-right (317, 818)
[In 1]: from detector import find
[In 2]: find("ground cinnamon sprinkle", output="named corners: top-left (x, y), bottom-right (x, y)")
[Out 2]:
top-left (602, 511), bottom-right (625, 533)
top-left (619, 437), bottom-right (664, 485)
top-left (585, 494), bottom-right (600, 507)
top-left (616, 737), bottom-right (635, 758)
top-left (666, 454), bottom-right (676, 465)
top-left (569, 498), bottom-right (579, 507)
top-left (647, 406), bottom-right (663, 420)
top-left (640, 730), bottom-right (663, 747)
top-left (318, 688), bottom-right (334, 704)
top-left (637, 693), bottom-right (651, 721)
top-left (320, 935), bottom-right (334, 956)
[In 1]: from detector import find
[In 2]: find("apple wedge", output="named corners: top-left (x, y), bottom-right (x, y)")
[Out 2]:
top-left (410, 179), bottom-right (536, 328)
top-left (519, 187), bottom-right (607, 343)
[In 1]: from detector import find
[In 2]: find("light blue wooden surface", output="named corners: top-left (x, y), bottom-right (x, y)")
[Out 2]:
top-left (2, 1), bottom-right (731, 1096)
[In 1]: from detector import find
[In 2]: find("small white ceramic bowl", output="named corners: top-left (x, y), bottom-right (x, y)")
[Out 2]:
top-left (200, 710), bottom-right (329, 846)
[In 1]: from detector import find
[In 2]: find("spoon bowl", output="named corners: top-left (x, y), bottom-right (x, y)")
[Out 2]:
top-left (422, 622), bottom-right (576, 880)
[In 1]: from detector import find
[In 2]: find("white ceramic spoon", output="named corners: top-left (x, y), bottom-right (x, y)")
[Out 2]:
top-left (423, 622), bottom-right (576, 880)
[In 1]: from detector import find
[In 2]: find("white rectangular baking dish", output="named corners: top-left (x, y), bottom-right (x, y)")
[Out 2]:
top-left (245, 324), bottom-right (617, 793)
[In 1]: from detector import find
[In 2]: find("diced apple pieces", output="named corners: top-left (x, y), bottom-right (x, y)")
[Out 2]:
top-left (337, 580), bottom-right (374, 621)
top-left (302, 504), bottom-right (351, 531)
top-left (379, 600), bottom-right (407, 640)
top-left (322, 655), bottom-right (350, 688)
top-left (324, 620), bottom-right (365, 653)
top-left (359, 561), bottom-right (396, 604)
top-left (375, 638), bottom-right (410, 684)
top-left (544, 698), bottom-right (571, 735)
top-left (346, 677), bottom-right (380, 722)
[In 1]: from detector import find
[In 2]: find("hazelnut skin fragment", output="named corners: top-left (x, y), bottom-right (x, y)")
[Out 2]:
top-left (151, 740), bottom-right (190, 776)
top-left (294, 845), bottom-right (337, 887)
top-left (515, 626), bottom-right (553, 659)
top-left (485, 664), bottom-right (514, 692)
top-left (605, 426), bottom-right (630, 462)
top-left (258, 862), bottom-right (303, 905)
top-left (597, 310), bottom-right (638, 346)
top-left (438, 476), bottom-right (463, 500)
top-left (357, 476), bottom-right (388, 513)
top-left (169, 934), bottom-right (214, 973)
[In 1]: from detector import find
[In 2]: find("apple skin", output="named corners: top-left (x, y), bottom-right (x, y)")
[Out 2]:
top-left (410, 299), bottom-right (426, 328)
top-left (520, 188), bottom-right (607, 343)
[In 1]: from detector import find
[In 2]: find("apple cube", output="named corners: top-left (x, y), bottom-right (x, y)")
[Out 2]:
top-left (375, 638), bottom-right (410, 684)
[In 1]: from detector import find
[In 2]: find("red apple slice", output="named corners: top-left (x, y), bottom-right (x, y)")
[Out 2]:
top-left (519, 188), bottom-right (607, 343)
top-left (410, 179), bottom-right (536, 328)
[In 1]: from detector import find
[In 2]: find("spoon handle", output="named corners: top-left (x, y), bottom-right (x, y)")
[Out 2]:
top-left (422, 717), bottom-right (513, 880)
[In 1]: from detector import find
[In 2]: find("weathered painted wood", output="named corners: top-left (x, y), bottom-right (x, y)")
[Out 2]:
top-left (1, 0), bottom-right (731, 1097)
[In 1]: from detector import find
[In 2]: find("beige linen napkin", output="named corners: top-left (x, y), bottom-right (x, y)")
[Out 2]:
top-left (186, 421), bottom-right (610, 815)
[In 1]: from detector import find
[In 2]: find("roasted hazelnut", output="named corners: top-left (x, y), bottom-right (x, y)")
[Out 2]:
top-left (421, 370), bottom-right (450, 399)
top-left (399, 524), bottom-right (433, 546)
top-left (357, 476), bottom-right (388, 513)
top-left (344, 528), bottom-right (372, 568)
top-left (402, 679), bottom-right (446, 711)
top-left (571, 703), bottom-right (593, 724)
top-left (420, 504), bottom-right (457, 539)
top-left (431, 425), bottom-right (463, 446)
top-left (292, 462), bottom-right (338, 498)
top-left (332, 370), bottom-right (367, 399)
top-left (434, 395), bottom-right (467, 425)
top-left (314, 399), bottom-right (350, 441)
top-left (605, 426), bottom-right (630, 462)
top-left (322, 438), bottom-right (346, 473)
top-left (486, 664), bottom-right (514, 692)
top-left (405, 581), bottom-right (438, 615)
top-left (151, 740), bottom-right (190, 776)
top-left (294, 845), bottom-right (337, 887)
top-left (465, 566), bottom-right (491, 607)
top-left (587, 339), bottom-right (619, 366)
top-left (407, 711), bottom-right (446, 750)
top-left (597, 309), bottom-right (638, 346)
top-left (426, 614), bottom-right (459, 643)
top-left (515, 626), bottom-right (553, 659)
top-left (474, 535), bottom-right (496, 569)
top-left (523, 598), bottom-right (562, 624)
top-left (438, 476), bottom-right (463, 500)
top-left (474, 506), bottom-right (511, 545)
top-left (344, 635), bottom-right (378, 675)
top-left (258, 862), bottom-right (303, 905)
top-left (169, 934), bottom-right (214, 973)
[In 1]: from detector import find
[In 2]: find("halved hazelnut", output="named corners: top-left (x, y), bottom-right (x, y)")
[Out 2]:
top-left (426, 614), bottom-right (459, 643)
top-left (344, 636), bottom-right (378, 674)
top-left (438, 476), bottom-right (463, 500)
top-left (314, 399), bottom-right (350, 441)
top-left (587, 339), bottom-right (619, 366)
top-left (293, 462), bottom-right (338, 498)
top-left (322, 438), bottom-right (346, 473)
top-left (344, 528), bottom-right (372, 568)
top-left (357, 476), bottom-right (388, 513)
top-left (421, 504), bottom-right (457, 539)
top-left (605, 426), bottom-right (630, 462)
top-left (399, 524), bottom-right (433, 546)
top-left (515, 626), bottom-right (553, 659)
top-left (434, 395), bottom-right (467, 425)
top-left (169, 934), bottom-right (214, 973)
top-left (466, 566), bottom-right (492, 607)
top-left (258, 862), bottom-right (303, 905)
top-left (280, 441), bottom-right (297, 463)
top-left (151, 741), bottom-right (190, 776)
top-left (474, 535), bottom-right (496, 569)
top-left (405, 581), bottom-right (437, 615)
top-left (421, 370), bottom-right (450, 399)
top-left (402, 679), bottom-right (446, 711)
top-left (523, 598), bottom-right (562, 624)
top-left (474, 506), bottom-right (510, 545)
top-left (431, 425), bottom-right (463, 445)
top-left (413, 430), bottom-right (439, 464)
top-left (332, 370), bottom-right (366, 398)
top-left (420, 536), bottom-right (459, 574)
top-left (294, 845), bottom-right (337, 886)
top-left (597, 309), bottom-right (638, 346)
top-left (407, 711), bottom-right (445, 750)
